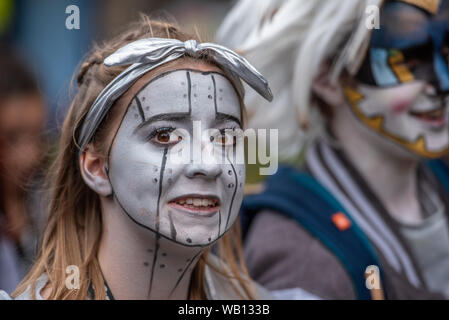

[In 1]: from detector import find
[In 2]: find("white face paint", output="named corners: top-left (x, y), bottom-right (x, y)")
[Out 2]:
top-left (345, 81), bottom-right (449, 158)
top-left (107, 69), bottom-right (244, 247)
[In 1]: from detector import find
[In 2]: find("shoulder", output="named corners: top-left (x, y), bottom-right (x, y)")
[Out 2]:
top-left (245, 209), bottom-right (336, 265)
top-left (11, 274), bottom-right (48, 300)
top-left (0, 290), bottom-right (12, 300)
top-left (204, 254), bottom-right (274, 300)
top-left (244, 210), bottom-right (357, 299)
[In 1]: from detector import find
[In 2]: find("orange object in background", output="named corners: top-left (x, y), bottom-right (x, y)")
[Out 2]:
top-left (331, 212), bottom-right (352, 231)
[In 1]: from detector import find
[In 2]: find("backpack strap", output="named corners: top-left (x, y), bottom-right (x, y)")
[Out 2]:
top-left (241, 166), bottom-right (385, 300)
top-left (427, 160), bottom-right (449, 195)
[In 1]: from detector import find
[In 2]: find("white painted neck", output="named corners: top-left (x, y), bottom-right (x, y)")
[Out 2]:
top-left (97, 197), bottom-right (204, 300)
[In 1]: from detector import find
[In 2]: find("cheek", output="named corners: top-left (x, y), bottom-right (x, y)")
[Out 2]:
top-left (361, 82), bottom-right (424, 115)
top-left (160, 162), bottom-right (182, 192)
top-left (391, 96), bottom-right (415, 114)
top-left (233, 165), bottom-right (245, 205)
top-left (109, 142), bottom-right (172, 230)
top-left (222, 163), bottom-right (245, 214)
top-left (110, 138), bottom-right (165, 197)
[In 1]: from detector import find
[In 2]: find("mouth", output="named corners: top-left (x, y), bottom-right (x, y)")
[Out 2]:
top-left (409, 106), bottom-right (447, 127)
top-left (168, 195), bottom-right (220, 217)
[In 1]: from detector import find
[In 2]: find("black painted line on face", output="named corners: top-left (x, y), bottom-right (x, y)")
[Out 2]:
top-left (110, 191), bottom-right (215, 247)
top-left (217, 209), bottom-right (222, 239)
top-left (107, 69), bottom-right (231, 155)
top-left (186, 71), bottom-right (192, 115)
top-left (169, 250), bottom-right (202, 297)
top-left (168, 210), bottom-right (177, 241)
top-left (148, 146), bottom-right (168, 297)
top-left (106, 69), bottom-right (231, 247)
top-left (148, 236), bottom-right (160, 298)
top-left (186, 71), bottom-right (194, 163)
top-left (213, 73), bottom-right (225, 171)
top-left (212, 74), bottom-right (218, 115)
top-left (135, 68), bottom-right (228, 100)
top-left (130, 69), bottom-right (222, 132)
top-left (221, 143), bottom-right (226, 175)
top-left (224, 155), bottom-right (238, 231)
top-left (216, 113), bottom-right (242, 128)
top-left (135, 96), bottom-right (146, 123)
top-left (157, 147), bottom-right (169, 224)
top-left (212, 73), bottom-right (242, 127)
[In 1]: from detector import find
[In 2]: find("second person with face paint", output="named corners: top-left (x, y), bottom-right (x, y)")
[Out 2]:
top-left (218, 0), bottom-right (449, 300)
top-left (0, 16), bottom-right (273, 300)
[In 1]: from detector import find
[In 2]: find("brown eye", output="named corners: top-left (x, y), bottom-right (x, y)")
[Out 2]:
top-left (150, 128), bottom-right (182, 145)
top-left (215, 130), bottom-right (237, 146)
top-left (157, 132), bottom-right (170, 143)
top-left (219, 133), bottom-right (227, 144)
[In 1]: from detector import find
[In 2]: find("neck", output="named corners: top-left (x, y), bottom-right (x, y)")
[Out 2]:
top-left (330, 103), bottom-right (423, 224)
top-left (98, 198), bottom-right (205, 300)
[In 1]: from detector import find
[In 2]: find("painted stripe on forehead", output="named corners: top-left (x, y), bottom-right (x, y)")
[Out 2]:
top-left (186, 71), bottom-right (192, 115)
top-left (212, 74), bottom-right (242, 127)
top-left (213, 72), bottom-right (242, 122)
top-left (132, 68), bottom-right (241, 122)
top-left (212, 74), bottom-right (218, 115)
top-left (189, 70), bottom-right (216, 119)
top-left (130, 69), bottom-right (240, 119)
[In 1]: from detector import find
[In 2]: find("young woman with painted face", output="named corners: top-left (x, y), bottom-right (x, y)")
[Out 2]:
top-left (0, 16), bottom-right (273, 300)
top-left (218, 0), bottom-right (449, 299)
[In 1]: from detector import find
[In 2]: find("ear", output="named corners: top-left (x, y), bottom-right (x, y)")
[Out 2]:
top-left (79, 146), bottom-right (112, 197)
top-left (311, 62), bottom-right (346, 109)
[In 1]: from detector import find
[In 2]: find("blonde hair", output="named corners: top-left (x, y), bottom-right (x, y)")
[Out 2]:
top-left (12, 14), bottom-right (255, 300)
top-left (217, 0), bottom-right (384, 161)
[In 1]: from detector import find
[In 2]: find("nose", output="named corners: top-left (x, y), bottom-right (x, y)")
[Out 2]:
top-left (185, 162), bottom-right (222, 179)
top-left (185, 127), bottom-right (224, 179)
top-left (424, 83), bottom-right (438, 96)
top-left (424, 81), bottom-right (449, 97)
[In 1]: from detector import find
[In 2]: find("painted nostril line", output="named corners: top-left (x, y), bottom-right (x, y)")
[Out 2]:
top-left (193, 172), bottom-right (207, 177)
top-left (186, 164), bottom-right (223, 178)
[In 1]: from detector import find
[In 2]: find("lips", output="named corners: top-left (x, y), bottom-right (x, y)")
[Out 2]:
top-left (168, 195), bottom-right (220, 216)
top-left (409, 107), bottom-right (447, 126)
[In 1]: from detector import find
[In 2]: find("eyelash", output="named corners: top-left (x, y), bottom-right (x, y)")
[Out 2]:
top-left (148, 126), bottom-right (240, 146)
top-left (213, 128), bottom-right (239, 146)
top-left (148, 127), bottom-right (182, 146)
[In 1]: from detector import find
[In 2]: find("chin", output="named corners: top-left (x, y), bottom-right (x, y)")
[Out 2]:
top-left (385, 133), bottom-right (449, 160)
top-left (175, 228), bottom-right (220, 247)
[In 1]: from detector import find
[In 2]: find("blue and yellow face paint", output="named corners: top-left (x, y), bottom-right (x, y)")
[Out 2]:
top-left (343, 0), bottom-right (449, 159)
top-left (356, 0), bottom-right (449, 91)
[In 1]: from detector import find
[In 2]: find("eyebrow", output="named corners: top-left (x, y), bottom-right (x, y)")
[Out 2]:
top-left (215, 113), bottom-right (242, 127)
top-left (134, 113), bottom-right (190, 132)
top-left (133, 112), bottom-right (242, 134)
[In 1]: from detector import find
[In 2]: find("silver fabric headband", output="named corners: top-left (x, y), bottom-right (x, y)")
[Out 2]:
top-left (76, 37), bottom-right (273, 152)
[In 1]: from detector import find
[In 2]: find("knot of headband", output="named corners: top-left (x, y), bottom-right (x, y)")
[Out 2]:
top-left (77, 37), bottom-right (273, 152)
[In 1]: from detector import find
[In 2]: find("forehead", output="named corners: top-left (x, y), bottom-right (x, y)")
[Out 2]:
top-left (129, 69), bottom-right (241, 122)
top-left (371, 0), bottom-right (449, 48)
